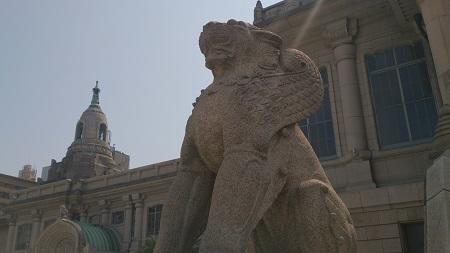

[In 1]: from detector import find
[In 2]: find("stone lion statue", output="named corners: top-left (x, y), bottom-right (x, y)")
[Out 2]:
top-left (154, 20), bottom-right (357, 253)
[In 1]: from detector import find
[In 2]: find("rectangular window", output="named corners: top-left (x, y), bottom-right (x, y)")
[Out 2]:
top-left (15, 223), bottom-right (32, 250)
top-left (366, 42), bottom-right (437, 148)
top-left (401, 222), bottom-right (424, 253)
top-left (0, 191), bottom-right (9, 199)
top-left (300, 67), bottom-right (337, 159)
top-left (111, 211), bottom-right (124, 225)
top-left (147, 204), bottom-right (163, 236)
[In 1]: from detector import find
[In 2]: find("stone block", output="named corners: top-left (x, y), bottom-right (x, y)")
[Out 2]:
top-left (366, 224), bottom-right (399, 240)
top-left (356, 227), bottom-right (368, 240)
top-left (426, 152), bottom-right (450, 253)
top-left (426, 151), bottom-right (450, 200)
top-left (382, 238), bottom-right (402, 253)
top-left (357, 240), bottom-right (383, 253)
top-left (340, 191), bottom-right (363, 209)
top-left (361, 188), bottom-right (390, 207)
top-left (426, 190), bottom-right (450, 253)
top-left (352, 212), bottom-right (380, 227)
top-left (388, 183), bottom-right (423, 204)
top-left (378, 209), bottom-right (397, 224)
top-left (344, 160), bottom-right (376, 190)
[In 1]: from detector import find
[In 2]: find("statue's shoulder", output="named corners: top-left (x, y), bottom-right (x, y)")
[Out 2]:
top-left (235, 49), bottom-right (324, 140)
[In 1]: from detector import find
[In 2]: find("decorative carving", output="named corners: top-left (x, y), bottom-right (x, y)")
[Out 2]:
top-left (59, 205), bottom-right (69, 219)
top-left (254, 1), bottom-right (264, 24)
top-left (31, 209), bottom-right (42, 221)
top-left (323, 17), bottom-right (358, 47)
top-left (32, 220), bottom-right (82, 253)
top-left (154, 20), bottom-right (356, 253)
top-left (8, 213), bottom-right (17, 225)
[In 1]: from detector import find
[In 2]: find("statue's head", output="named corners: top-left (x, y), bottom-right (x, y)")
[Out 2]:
top-left (199, 20), bottom-right (283, 77)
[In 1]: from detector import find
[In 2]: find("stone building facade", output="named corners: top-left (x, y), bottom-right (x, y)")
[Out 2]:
top-left (1, 0), bottom-right (450, 252)
top-left (254, 0), bottom-right (450, 252)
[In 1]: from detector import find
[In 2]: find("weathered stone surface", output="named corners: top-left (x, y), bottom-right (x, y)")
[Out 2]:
top-left (154, 20), bottom-right (357, 253)
top-left (427, 150), bottom-right (450, 253)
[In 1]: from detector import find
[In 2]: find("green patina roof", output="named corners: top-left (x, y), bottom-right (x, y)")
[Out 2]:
top-left (75, 221), bottom-right (121, 252)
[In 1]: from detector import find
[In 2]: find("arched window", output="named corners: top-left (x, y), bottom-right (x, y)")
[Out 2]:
top-left (99, 123), bottom-right (107, 141)
top-left (75, 122), bottom-right (84, 140)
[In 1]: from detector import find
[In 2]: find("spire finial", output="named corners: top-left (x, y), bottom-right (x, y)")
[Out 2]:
top-left (254, 1), bottom-right (264, 24)
top-left (91, 81), bottom-right (100, 106)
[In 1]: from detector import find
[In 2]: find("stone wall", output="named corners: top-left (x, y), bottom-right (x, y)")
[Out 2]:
top-left (0, 224), bottom-right (8, 253)
top-left (258, 0), bottom-right (436, 252)
top-left (2, 159), bottom-right (178, 253)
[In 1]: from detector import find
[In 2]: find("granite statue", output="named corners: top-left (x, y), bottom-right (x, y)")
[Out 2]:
top-left (154, 20), bottom-right (357, 253)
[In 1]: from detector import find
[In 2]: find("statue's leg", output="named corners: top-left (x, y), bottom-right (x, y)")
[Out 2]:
top-left (180, 171), bottom-right (215, 252)
top-left (198, 147), bottom-right (281, 253)
top-left (155, 131), bottom-right (214, 253)
top-left (253, 179), bottom-right (357, 253)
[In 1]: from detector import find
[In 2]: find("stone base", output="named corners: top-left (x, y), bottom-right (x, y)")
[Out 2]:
top-left (426, 150), bottom-right (450, 253)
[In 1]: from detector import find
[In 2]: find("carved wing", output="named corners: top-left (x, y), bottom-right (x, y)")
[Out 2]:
top-left (236, 49), bottom-right (323, 141)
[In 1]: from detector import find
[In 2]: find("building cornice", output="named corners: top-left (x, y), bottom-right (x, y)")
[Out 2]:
top-left (322, 17), bottom-right (358, 47)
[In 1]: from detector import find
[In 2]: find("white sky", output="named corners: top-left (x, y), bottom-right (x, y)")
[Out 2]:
top-left (0, 0), bottom-right (281, 177)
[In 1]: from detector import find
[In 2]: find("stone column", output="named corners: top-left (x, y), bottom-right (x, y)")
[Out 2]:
top-left (80, 207), bottom-right (88, 223)
top-left (30, 209), bottom-right (42, 247)
top-left (417, 0), bottom-right (450, 105)
top-left (323, 18), bottom-right (375, 190)
top-left (122, 196), bottom-right (133, 251)
top-left (417, 0), bottom-right (450, 157)
top-left (101, 208), bottom-right (110, 225)
top-left (99, 200), bottom-right (110, 225)
top-left (131, 199), bottom-right (145, 250)
top-left (323, 17), bottom-right (367, 154)
top-left (5, 215), bottom-right (16, 253)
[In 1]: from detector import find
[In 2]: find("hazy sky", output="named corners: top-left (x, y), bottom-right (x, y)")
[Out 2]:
top-left (0, 1), bottom-right (281, 177)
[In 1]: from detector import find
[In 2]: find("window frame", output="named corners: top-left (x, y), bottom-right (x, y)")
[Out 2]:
top-left (111, 210), bottom-right (125, 225)
top-left (300, 65), bottom-right (339, 160)
top-left (146, 204), bottom-right (163, 237)
top-left (365, 42), bottom-right (438, 150)
top-left (15, 223), bottom-right (32, 250)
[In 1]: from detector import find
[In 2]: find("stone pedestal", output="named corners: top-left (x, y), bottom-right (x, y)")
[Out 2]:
top-left (426, 150), bottom-right (450, 253)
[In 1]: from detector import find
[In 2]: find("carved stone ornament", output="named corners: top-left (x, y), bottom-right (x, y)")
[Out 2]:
top-left (323, 17), bottom-right (358, 47)
top-left (154, 20), bottom-right (357, 253)
top-left (59, 205), bottom-right (70, 219)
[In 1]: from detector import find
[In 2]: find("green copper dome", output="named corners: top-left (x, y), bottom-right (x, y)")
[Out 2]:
top-left (75, 221), bottom-right (121, 252)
